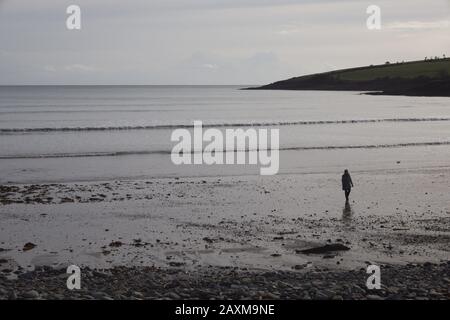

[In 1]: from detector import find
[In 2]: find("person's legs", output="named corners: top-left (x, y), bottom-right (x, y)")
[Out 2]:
top-left (345, 189), bottom-right (351, 202)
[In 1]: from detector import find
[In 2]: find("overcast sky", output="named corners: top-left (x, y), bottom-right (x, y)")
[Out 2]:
top-left (0, 0), bottom-right (449, 85)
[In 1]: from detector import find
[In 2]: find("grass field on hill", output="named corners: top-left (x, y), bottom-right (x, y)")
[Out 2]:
top-left (253, 57), bottom-right (450, 97)
top-left (334, 59), bottom-right (450, 81)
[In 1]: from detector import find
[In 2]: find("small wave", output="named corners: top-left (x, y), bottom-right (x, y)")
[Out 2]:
top-left (0, 109), bottom-right (186, 115)
top-left (1, 117), bottom-right (450, 134)
top-left (2, 141), bottom-right (450, 159)
top-left (0, 150), bottom-right (169, 159)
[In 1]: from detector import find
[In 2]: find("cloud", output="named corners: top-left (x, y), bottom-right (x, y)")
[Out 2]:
top-left (0, 0), bottom-right (449, 84)
top-left (202, 63), bottom-right (218, 69)
top-left (387, 20), bottom-right (450, 30)
top-left (43, 65), bottom-right (57, 72)
top-left (43, 64), bottom-right (96, 73)
top-left (275, 24), bottom-right (304, 36)
top-left (63, 64), bottom-right (96, 72)
top-left (164, 51), bottom-right (286, 84)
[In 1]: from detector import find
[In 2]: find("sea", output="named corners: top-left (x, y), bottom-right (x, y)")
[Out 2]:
top-left (1, 85), bottom-right (450, 184)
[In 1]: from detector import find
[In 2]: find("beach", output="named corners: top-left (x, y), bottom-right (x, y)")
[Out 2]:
top-left (2, 0), bottom-right (450, 305)
top-left (0, 86), bottom-right (449, 300)
top-left (1, 166), bottom-right (449, 299)
top-left (1, 263), bottom-right (449, 300)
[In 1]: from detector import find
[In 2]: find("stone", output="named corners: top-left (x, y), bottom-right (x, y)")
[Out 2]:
top-left (366, 294), bottom-right (383, 300)
top-left (109, 241), bottom-right (123, 248)
top-left (8, 291), bottom-right (17, 299)
top-left (168, 292), bottom-right (181, 299)
top-left (297, 243), bottom-right (350, 254)
top-left (23, 290), bottom-right (40, 299)
top-left (23, 242), bottom-right (37, 251)
top-left (263, 292), bottom-right (280, 299)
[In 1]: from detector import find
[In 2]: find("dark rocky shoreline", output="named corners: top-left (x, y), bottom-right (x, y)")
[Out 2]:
top-left (247, 77), bottom-right (450, 98)
top-left (1, 262), bottom-right (448, 300)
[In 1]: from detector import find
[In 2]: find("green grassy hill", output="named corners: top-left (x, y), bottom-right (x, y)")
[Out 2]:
top-left (251, 58), bottom-right (450, 97)
top-left (335, 59), bottom-right (450, 81)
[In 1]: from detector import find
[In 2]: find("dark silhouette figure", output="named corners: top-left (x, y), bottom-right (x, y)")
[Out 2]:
top-left (341, 169), bottom-right (354, 202)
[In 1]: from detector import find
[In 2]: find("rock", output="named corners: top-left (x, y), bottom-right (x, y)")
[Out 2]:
top-left (168, 262), bottom-right (186, 267)
top-left (387, 286), bottom-right (399, 294)
top-left (296, 243), bottom-right (350, 254)
top-left (23, 290), bottom-right (40, 299)
top-left (366, 294), bottom-right (383, 300)
top-left (262, 292), bottom-right (280, 299)
top-left (91, 292), bottom-right (106, 299)
top-left (23, 242), bottom-right (37, 251)
top-left (314, 291), bottom-right (329, 299)
top-left (109, 241), bottom-right (122, 248)
top-left (8, 291), bottom-right (17, 299)
top-left (168, 292), bottom-right (181, 299)
top-left (429, 289), bottom-right (440, 296)
top-left (0, 261), bottom-right (445, 301)
top-left (312, 280), bottom-right (323, 287)
top-left (202, 237), bottom-right (214, 243)
top-left (132, 291), bottom-right (144, 298)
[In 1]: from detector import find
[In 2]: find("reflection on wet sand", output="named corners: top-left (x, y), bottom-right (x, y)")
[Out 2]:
top-left (342, 202), bottom-right (353, 223)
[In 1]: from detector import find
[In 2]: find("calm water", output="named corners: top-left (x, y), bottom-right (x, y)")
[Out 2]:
top-left (1, 85), bottom-right (450, 183)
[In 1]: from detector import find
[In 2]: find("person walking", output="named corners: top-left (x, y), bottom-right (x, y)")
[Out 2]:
top-left (341, 169), bottom-right (354, 203)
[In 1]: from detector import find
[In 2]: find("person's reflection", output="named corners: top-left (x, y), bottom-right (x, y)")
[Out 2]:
top-left (342, 201), bottom-right (353, 223)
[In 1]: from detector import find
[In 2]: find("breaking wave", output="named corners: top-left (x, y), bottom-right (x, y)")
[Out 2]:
top-left (2, 141), bottom-right (450, 159)
top-left (1, 117), bottom-right (450, 134)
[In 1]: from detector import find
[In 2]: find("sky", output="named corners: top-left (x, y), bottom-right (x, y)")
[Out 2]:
top-left (0, 0), bottom-right (449, 85)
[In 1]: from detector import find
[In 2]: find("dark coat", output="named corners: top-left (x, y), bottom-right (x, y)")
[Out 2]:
top-left (342, 173), bottom-right (353, 190)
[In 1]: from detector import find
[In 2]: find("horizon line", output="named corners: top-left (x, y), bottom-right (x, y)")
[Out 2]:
top-left (0, 84), bottom-right (259, 87)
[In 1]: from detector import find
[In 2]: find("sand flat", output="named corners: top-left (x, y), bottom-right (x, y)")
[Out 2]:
top-left (0, 166), bottom-right (448, 273)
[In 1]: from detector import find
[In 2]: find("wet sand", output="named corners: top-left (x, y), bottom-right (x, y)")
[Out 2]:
top-left (1, 167), bottom-right (449, 269)
top-left (0, 167), bottom-right (449, 299)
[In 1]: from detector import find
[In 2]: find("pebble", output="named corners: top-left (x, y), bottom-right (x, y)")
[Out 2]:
top-left (168, 292), bottom-right (181, 299)
top-left (0, 262), bottom-right (447, 300)
top-left (366, 294), bottom-right (384, 300)
top-left (23, 290), bottom-right (40, 299)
